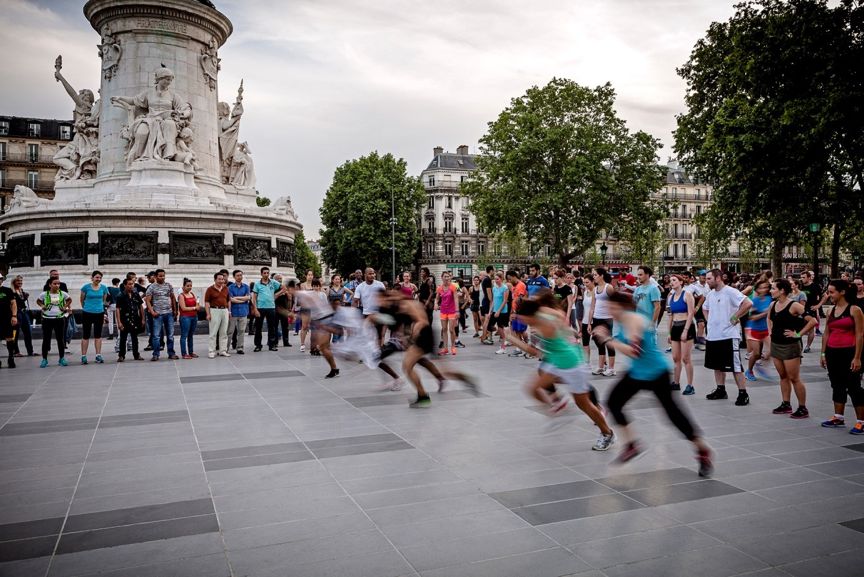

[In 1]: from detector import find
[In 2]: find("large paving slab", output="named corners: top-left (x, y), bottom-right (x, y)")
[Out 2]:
top-left (1, 327), bottom-right (862, 576)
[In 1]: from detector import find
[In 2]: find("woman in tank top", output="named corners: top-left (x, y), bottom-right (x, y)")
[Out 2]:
top-left (470, 276), bottom-right (482, 337)
top-left (580, 274), bottom-right (595, 364)
top-left (767, 279), bottom-right (816, 418)
top-left (820, 279), bottom-right (864, 433)
top-left (587, 267), bottom-right (616, 376)
top-left (667, 274), bottom-right (696, 395)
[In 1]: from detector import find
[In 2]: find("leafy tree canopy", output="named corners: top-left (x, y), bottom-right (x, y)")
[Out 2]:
top-left (462, 78), bottom-right (665, 267)
top-left (293, 231), bottom-right (321, 279)
top-left (319, 152), bottom-right (425, 281)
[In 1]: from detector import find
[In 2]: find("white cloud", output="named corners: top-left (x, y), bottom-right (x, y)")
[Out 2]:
top-left (1, 0), bottom-right (735, 236)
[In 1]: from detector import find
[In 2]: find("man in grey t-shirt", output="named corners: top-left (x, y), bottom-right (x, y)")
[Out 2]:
top-left (144, 269), bottom-right (178, 360)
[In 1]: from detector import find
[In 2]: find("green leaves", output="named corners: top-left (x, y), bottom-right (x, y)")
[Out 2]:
top-left (293, 231), bottom-right (320, 278)
top-left (319, 152), bottom-right (425, 280)
top-left (465, 78), bottom-right (663, 266)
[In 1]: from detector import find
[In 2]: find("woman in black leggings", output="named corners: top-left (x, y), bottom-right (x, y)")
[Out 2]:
top-left (820, 279), bottom-right (864, 434)
top-left (37, 279), bottom-right (72, 367)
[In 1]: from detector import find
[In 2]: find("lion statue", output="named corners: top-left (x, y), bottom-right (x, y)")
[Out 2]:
top-left (5, 185), bottom-right (44, 212)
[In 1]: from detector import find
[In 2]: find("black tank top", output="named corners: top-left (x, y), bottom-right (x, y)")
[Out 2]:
top-left (769, 300), bottom-right (806, 344)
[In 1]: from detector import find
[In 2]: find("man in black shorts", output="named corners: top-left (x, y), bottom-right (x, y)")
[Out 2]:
top-left (0, 274), bottom-right (19, 369)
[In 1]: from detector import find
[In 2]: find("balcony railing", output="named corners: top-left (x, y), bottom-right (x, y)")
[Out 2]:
top-left (0, 178), bottom-right (54, 191)
top-left (0, 152), bottom-right (57, 164)
top-left (655, 192), bottom-right (712, 202)
top-left (666, 233), bottom-right (693, 240)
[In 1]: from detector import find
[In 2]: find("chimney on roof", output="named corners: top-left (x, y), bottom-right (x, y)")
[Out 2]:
top-left (456, 145), bottom-right (469, 155)
top-left (433, 146), bottom-right (444, 156)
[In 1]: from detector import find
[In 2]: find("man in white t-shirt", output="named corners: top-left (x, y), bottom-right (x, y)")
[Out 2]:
top-left (702, 269), bottom-right (753, 406)
top-left (353, 267), bottom-right (386, 346)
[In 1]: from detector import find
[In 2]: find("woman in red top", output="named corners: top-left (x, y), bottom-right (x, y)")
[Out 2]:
top-left (820, 279), bottom-right (864, 434)
top-left (178, 278), bottom-right (199, 359)
top-left (435, 271), bottom-right (460, 356)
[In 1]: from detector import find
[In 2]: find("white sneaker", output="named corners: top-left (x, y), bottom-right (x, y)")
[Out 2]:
top-left (603, 368), bottom-right (617, 377)
top-left (389, 378), bottom-right (404, 391)
top-left (207, 352), bottom-right (216, 359)
top-left (591, 366), bottom-right (605, 375)
top-left (495, 348), bottom-right (507, 355)
top-left (300, 345), bottom-right (306, 352)
top-left (218, 351), bottom-right (230, 357)
top-left (592, 433), bottom-right (615, 451)
top-left (508, 349), bottom-right (524, 357)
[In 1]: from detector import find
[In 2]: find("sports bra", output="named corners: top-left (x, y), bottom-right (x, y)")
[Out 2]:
top-left (668, 290), bottom-right (688, 314)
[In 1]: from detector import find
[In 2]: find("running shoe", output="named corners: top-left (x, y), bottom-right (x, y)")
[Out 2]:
top-left (450, 348), bottom-right (457, 356)
top-left (815, 328), bottom-right (822, 336)
top-left (218, 351), bottom-right (231, 357)
top-left (508, 349), bottom-right (524, 357)
top-left (300, 345), bottom-right (306, 352)
top-left (455, 341), bottom-right (466, 348)
top-left (325, 368), bottom-right (339, 379)
top-left (850, 422), bottom-right (864, 435)
top-left (482, 338), bottom-right (495, 345)
top-left (523, 353), bottom-right (535, 359)
top-left (472, 332), bottom-right (480, 338)
top-left (439, 349), bottom-right (450, 356)
top-left (734, 390), bottom-right (750, 406)
top-left (602, 368), bottom-right (617, 377)
top-left (744, 352), bottom-right (751, 360)
top-left (81, 355), bottom-right (88, 365)
top-left (744, 370), bottom-right (757, 381)
top-left (495, 348), bottom-right (507, 355)
top-left (58, 358), bottom-right (68, 366)
top-left (803, 346), bottom-right (811, 353)
top-left (682, 384), bottom-right (695, 396)
top-left (697, 448), bottom-right (714, 478)
top-left (753, 364), bottom-right (773, 380)
top-left (772, 401), bottom-right (792, 414)
top-left (670, 382), bottom-right (681, 391)
top-left (591, 366), bottom-right (605, 375)
top-left (40, 359), bottom-right (48, 368)
top-left (821, 417), bottom-right (846, 428)
top-left (208, 352), bottom-right (216, 359)
top-left (549, 397), bottom-right (569, 415)
top-left (94, 355), bottom-right (104, 364)
top-left (665, 347), bottom-right (672, 353)
top-left (390, 378), bottom-right (404, 391)
top-left (592, 433), bottom-right (615, 451)
top-left (615, 441), bottom-right (644, 464)
top-left (410, 395), bottom-right (432, 408)
top-left (790, 406), bottom-right (809, 419)
top-left (706, 387), bottom-right (728, 400)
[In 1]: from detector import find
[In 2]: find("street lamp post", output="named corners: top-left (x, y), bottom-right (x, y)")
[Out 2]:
top-left (390, 189), bottom-right (397, 286)
top-left (809, 222), bottom-right (821, 278)
top-left (600, 242), bottom-right (608, 267)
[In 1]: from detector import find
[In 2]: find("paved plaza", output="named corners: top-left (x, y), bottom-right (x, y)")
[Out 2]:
top-left (1, 328), bottom-right (863, 577)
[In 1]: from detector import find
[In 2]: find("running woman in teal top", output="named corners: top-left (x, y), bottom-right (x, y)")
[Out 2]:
top-left (506, 292), bottom-right (615, 451)
top-left (593, 290), bottom-right (713, 477)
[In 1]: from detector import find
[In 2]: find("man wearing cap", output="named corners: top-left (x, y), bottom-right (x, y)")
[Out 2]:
top-left (0, 273), bottom-right (18, 369)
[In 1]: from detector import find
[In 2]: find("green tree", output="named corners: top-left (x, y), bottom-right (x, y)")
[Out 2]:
top-left (319, 152), bottom-right (425, 282)
top-left (613, 190), bottom-right (668, 272)
top-left (692, 209), bottom-right (730, 269)
top-left (293, 231), bottom-right (321, 278)
top-left (256, 196), bottom-right (271, 207)
top-left (674, 0), bottom-right (864, 275)
top-left (462, 78), bottom-right (665, 268)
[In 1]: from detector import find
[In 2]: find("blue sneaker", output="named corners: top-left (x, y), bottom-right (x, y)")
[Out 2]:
top-left (58, 358), bottom-right (68, 366)
top-left (821, 417), bottom-right (845, 428)
top-left (81, 355), bottom-right (88, 365)
top-left (744, 370), bottom-right (757, 381)
top-left (851, 423), bottom-right (864, 435)
top-left (95, 355), bottom-right (104, 364)
top-left (39, 359), bottom-right (48, 368)
top-left (682, 384), bottom-right (695, 395)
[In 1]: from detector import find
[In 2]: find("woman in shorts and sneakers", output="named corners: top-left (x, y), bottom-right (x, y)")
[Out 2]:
top-left (767, 279), bottom-right (816, 418)
top-left (507, 293), bottom-right (615, 450)
top-left (820, 279), bottom-right (864, 434)
top-left (667, 274), bottom-right (696, 395)
top-left (489, 272), bottom-right (511, 355)
top-left (588, 268), bottom-right (617, 376)
top-left (580, 273), bottom-right (594, 366)
top-left (744, 279), bottom-right (773, 382)
top-left (435, 271), bottom-right (460, 356)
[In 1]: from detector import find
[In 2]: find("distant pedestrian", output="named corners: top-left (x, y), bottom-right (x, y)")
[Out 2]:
top-left (252, 266), bottom-right (283, 352)
top-left (79, 270), bottom-right (109, 365)
top-left (37, 278), bottom-right (72, 367)
top-left (228, 269), bottom-right (252, 353)
top-left (178, 278), bottom-right (200, 359)
top-left (106, 278), bottom-right (121, 340)
top-left (144, 269), bottom-right (178, 361)
top-left (115, 277), bottom-right (144, 362)
top-left (205, 272), bottom-right (230, 358)
top-left (0, 274), bottom-right (18, 369)
top-left (11, 275), bottom-right (33, 358)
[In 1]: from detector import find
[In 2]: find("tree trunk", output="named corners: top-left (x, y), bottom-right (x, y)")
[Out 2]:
top-left (771, 236), bottom-right (784, 277)
top-left (831, 224), bottom-right (842, 277)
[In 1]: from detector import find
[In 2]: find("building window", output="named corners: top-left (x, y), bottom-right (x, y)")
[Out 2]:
top-left (60, 125), bottom-right (72, 140)
top-left (426, 218), bottom-right (434, 233)
top-left (682, 244), bottom-right (688, 258)
top-left (461, 240), bottom-right (469, 256)
top-left (446, 196), bottom-right (452, 209)
top-left (0, 169), bottom-right (5, 187)
top-left (461, 217), bottom-right (469, 234)
top-left (444, 241), bottom-right (453, 256)
top-left (695, 188), bottom-right (701, 199)
top-left (696, 205), bottom-right (701, 215)
top-left (478, 242), bottom-right (486, 255)
top-left (428, 176), bottom-right (435, 187)
top-left (673, 244), bottom-right (679, 258)
top-left (444, 219), bottom-right (453, 233)
top-left (427, 196), bottom-right (434, 209)
top-left (28, 143), bottom-right (39, 162)
top-left (27, 170), bottom-right (38, 189)
top-left (0, 142), bottom-right (6, 161)
top-left (28, 123), bottom-right (40, 137)
top-left (0, 120), bottom-right (8, 135)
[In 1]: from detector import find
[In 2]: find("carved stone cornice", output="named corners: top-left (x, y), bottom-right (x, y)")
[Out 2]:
top-left (85, 0), bottom-right (233, 46)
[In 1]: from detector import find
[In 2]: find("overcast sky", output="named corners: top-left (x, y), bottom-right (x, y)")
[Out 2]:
top-left (2, 0), bottom-right (735, 236)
